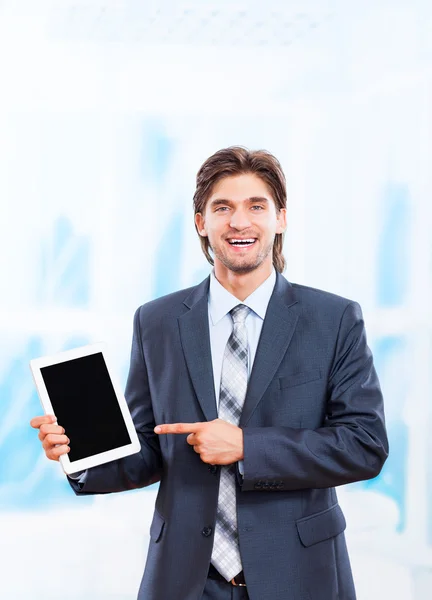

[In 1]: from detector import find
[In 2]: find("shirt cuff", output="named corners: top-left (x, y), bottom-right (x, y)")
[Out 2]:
top-left (238, 460), bottom-right (244, 476)
top-left (67, 470), bottom-right (87, 483)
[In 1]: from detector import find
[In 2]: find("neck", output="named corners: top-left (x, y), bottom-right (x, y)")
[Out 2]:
top-left (214, 260), bottom-right (273, 301)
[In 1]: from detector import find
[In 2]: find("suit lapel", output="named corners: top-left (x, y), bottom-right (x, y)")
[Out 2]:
top-left (177, 273), bottom-right (299, 425)
top-left (240, 273), bottom-right (300, 426)
top-left (177, 277), bottom-right (218, 422)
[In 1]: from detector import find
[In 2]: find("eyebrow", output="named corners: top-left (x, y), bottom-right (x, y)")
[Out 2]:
top-left (209, 196), bottom-right (269, 207)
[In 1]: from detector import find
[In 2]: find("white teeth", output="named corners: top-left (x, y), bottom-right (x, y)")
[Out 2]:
top-left (229, 238), bottom-right (256, 244)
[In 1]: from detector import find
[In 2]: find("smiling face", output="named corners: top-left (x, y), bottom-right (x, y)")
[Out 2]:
top-left (195, 173), bottom-right (286, 276)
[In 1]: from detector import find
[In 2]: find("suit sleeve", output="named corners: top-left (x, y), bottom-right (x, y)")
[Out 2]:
top-left (240, 301), bottom-right (389, 492)
top-left (68, 307), bottom-right (163, 495)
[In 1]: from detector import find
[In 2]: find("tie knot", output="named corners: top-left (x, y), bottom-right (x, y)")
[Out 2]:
top-left (230, 304), bottom-right (250, 325)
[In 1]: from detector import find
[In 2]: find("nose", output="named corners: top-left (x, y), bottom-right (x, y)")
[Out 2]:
top-left (230, 207), bottom-right (252, 230)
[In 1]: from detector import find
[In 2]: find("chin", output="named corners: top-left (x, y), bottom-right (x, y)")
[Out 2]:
top-left (221, 257), bottom-right (263, 274)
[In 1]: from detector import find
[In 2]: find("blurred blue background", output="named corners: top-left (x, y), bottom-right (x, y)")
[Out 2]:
top-left (1, 1), bottom-right (431, 598)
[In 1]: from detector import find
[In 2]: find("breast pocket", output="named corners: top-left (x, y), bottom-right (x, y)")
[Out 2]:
top-left (277, 368), bottom-right (325, 428)
top-left (279, 368), bottom-right (322, 389)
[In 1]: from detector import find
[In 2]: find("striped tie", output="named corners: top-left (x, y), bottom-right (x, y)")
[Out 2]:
top-left (211, 304), bottom-right (250, 581)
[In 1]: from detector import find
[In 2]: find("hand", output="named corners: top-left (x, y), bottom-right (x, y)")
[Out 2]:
top-left (30, 415), bottom-right (70, 461)
top-left (154, 418), bottom-right (243, 465)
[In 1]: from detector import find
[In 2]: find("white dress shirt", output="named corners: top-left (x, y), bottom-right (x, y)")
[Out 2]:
top-left (208, 268), bottom-right (276, 407)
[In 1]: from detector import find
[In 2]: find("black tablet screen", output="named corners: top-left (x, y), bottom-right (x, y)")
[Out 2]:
top-left (41, 352), bottom-right (131, 462)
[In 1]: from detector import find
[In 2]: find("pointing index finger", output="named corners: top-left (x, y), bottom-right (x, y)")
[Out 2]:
top-left (154, 423), bottom-right (202, 435)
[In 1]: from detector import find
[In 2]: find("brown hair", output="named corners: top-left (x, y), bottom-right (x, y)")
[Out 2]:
top-left (193, 146), bottom-right (287, 273)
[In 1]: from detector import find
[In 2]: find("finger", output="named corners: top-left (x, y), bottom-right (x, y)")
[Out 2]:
top-left (30, 415), bottom-right (56, 429)
top-left (46, 445), bottom-right (70, 461)
top-left (186, 433), bottom-right (196, 446)
top-left (193, 445), bottom-right (201, 454)
top-left (154, 423), bottom-right (202, 435)
top-left (38, 424), bottom-right (65, 441)
top-left (42, 434), bottom-right (69, 451)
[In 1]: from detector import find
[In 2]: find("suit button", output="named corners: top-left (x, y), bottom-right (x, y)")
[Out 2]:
top-left (202, 526), bottom-right (213, 537)
top-left (208, 465), bottom-right (218, 475)
top-left (254, 482), bottom-right (263, 490)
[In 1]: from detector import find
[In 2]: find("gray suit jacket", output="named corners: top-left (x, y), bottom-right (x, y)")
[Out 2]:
top-left (69, 273), bottom-right (388, 600)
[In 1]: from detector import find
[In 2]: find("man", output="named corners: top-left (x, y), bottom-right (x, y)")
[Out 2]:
top-left (31, 146), bottom-right (389, 600)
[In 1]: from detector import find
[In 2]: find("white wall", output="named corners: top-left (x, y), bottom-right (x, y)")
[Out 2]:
top-left (1, 1), bottom-right (431, 598)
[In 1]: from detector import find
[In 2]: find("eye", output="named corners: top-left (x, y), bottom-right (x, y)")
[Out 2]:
top-left (215, 206), bottom-right (229, 212)
top-left (251, 205), bottom-right (264, 210)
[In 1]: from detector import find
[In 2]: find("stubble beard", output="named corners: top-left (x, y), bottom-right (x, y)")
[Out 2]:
top-left (212, 238), bottom-right (274, 274)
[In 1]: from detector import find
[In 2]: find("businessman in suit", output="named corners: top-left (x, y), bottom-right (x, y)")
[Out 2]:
top-left (31, 146), bottom-right (388, 600)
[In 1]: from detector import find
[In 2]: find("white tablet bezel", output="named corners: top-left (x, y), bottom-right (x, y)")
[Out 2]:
top-left (30, 342), bottom-right (140, 475)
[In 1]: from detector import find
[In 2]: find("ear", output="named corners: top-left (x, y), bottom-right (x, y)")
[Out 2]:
top-left (195, 213), bottom-right (208, 237)
top-left (275, 208), bottom-right (287, 234)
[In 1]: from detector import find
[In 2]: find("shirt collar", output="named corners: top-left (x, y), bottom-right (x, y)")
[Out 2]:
top-left (208, 269), bottom-right (276, 325)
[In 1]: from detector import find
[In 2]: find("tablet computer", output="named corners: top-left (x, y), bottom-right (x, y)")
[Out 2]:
top-left (30, 342), bottom-right (140, 475)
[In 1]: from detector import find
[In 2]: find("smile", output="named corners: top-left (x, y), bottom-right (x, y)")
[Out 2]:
top-left (227, 238), bottom-right (257, 247)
